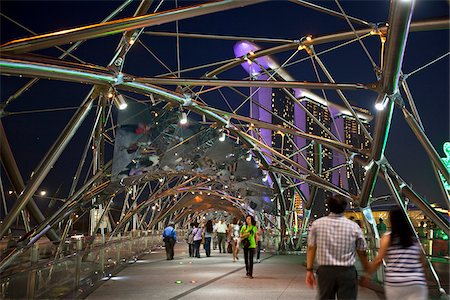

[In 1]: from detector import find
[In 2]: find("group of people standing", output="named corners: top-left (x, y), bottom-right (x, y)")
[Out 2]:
top-left (185, 215), bottom-right (262, 278)
top-left (305, 195), bottom-right (428, 300)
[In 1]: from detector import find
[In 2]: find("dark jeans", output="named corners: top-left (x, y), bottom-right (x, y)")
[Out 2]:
top-left (217, 233), bottom-right (226, 253)
top-left (317, 266), bottom-right (358, 300)
top-left (164, 238), bottom-right (175, 260)
top-left (243, 247), bottom-right (255, 276)
top-left (256, 241), bottom-right (261, 260)
top-left (193, 240), bottom-right (201, 258)
top-left (188, 243), bottom-right (194, 257)
top-left (204, 237), bottom-right (212, 257)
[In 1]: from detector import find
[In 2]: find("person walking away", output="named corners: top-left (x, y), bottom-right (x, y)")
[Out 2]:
top-left (216, 219), bottom-right (227, 253)
top-left (192, 222), bottom-right (202, 258)
top-left (364, 208), bottom-right (428, 300)
top-left (204, 220), bottom-right (213, 257)
top-left (305, 195), bottom-right (369, 299)
top-left (162, 222), bottom-right (177, 260)
top-left (240, 215), bottom-right (257, 278)
top-left (187, 222), bottom-right (195, 257)
top-left (212, 220), bottom-right (218, 250)
top-left (377, 218), bottom-right (387, 236)
top-left (255, 223), bottom-right (262, 263)
top-left (230, 217), bottom-right (241, 262)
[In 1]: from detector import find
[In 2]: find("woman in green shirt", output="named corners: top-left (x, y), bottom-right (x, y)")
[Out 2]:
top-left (240, 215), bottom-right (257, 278)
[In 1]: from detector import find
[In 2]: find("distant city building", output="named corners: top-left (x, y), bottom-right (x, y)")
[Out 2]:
top-left (233, 40), bottom-right (373, 204)
top-left (332, 109), bottom-right (371, 199)
top-left (304, 99), bottom-right (333, 184)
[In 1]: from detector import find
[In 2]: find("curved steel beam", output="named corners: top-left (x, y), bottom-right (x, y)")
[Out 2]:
top-left (0, 122), bottom-right (59, 241)
top-left (359, 0), bottom-right (414, 208)
top-left (0, 0), bottom-right (268, 54)
top-left (0, 88), bottom-right (96, 239)
top-left (205, 19), bottom-right (449, 78)
top-left (135, 76), bottom-right (372, 91)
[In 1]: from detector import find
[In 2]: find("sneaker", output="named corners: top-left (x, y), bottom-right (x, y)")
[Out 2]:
top-left (257, 259), bottom-right (261, 263)
top-left (249, 275), bottom-right (253, 279)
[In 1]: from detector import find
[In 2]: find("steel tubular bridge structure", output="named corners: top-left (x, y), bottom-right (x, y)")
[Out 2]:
top-left (0, 0), bottom-right (449, 295)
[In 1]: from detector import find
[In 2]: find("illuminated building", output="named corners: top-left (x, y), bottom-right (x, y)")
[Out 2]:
top-left (331, 109), bottom-right (371, 198)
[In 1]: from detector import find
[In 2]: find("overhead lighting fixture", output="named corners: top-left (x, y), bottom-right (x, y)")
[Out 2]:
top-left (219, 132), bottom-right (226, 142)
top-left (40, 190), bottom-right (47, 196)
top-left (262, 172), bottom-right (268, 182)
top-left (375, 95), bottom-right (388, 111)
top-left (364, 160), bottom-right (374, 171)
top-left (113, 94), bottom-right (128, 110)
top-left (246, 153), bottom-right (252, 161)
top-left (179, 112), bottom-right (188, 125)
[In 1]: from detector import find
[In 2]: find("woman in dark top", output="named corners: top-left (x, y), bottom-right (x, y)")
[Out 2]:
top-left (204, 220), bottom-right (213, 257)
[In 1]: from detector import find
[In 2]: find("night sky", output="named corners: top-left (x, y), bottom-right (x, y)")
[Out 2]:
top-left (0, 0), bottom-right (448, 217)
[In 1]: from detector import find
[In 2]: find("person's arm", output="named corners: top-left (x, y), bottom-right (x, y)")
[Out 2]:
top-left (367, 234), bottom-right (390, 276)
top-left (357, 249), bottom-right (370, 273)
top-left (240, 225), bottom-right (249, 238)
top-left (305, 245), bottom-right (317, 288)
top-left (173, 229), bottom-right (177, 242)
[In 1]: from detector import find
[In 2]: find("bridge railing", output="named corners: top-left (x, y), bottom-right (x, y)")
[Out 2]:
top-left (0, 230), bottom-right (168, 299)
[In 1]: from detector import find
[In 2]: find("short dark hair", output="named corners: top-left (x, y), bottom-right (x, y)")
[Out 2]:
top-left (327, 195), bottom-right (347, 214)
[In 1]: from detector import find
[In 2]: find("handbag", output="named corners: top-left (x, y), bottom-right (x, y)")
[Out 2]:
top-left (242, 238), bottom-right (250, 248)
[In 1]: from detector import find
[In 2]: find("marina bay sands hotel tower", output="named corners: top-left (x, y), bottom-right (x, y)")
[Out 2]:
top-left (233, 41), bottom-right (372, 210)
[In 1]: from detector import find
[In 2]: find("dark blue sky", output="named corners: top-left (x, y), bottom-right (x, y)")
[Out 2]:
top-left (0, 0), bottom-right (448, 211)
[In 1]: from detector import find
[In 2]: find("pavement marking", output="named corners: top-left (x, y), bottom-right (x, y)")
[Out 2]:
top-left (169, 254), bottom-right (274, 300)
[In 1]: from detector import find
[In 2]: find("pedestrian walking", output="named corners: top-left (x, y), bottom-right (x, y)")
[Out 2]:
top-left (162, 222), bottom-right (177, 260)
top-left (364, 208), bottom-right (428, 300)
top-left (192, 222), bottom-right (203, 258)
top-left (240, 215), bottom-right (257, 279)
top-left (186, 222), bottom-right (195, 257)
top-left (305, 195), bottom-right (369, 299)
top-left (204, 220), bottom-right (213, 257)
top-left (230, 217), bottom-right (241, 262)
top-left (377, 218), bottom-right (387, 236)
top-left (255, 222), bottom-right (262, 263)
top-left (216, 219), bottom-right (227, 253)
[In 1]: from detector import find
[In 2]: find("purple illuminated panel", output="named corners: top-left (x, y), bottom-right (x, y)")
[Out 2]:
top-left (292, 89), bottom-right (309, 199)
top-left (233, 41), bottom-right (271, 75)
top-left (331, 116), bottom-right (348, 190)
top-left (252, 74), bottom-right (272, 148)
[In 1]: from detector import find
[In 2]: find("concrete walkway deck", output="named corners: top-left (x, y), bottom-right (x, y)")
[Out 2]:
top-left (86, 243), bottom-right (383, 300)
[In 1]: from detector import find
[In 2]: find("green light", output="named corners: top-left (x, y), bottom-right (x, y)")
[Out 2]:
top-left (438, 142), bottom-right (450, 192)
top-left (175, 280), bottom-right (182, 284)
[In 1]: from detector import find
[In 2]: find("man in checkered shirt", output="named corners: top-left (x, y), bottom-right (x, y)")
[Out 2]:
top-left (305, 195), bottom-right (370, 299)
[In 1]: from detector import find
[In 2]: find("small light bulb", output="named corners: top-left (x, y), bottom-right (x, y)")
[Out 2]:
top-left (179, 112), bottom-right (188, 125)
top-left (219, 132), bottom-right (226, 142)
